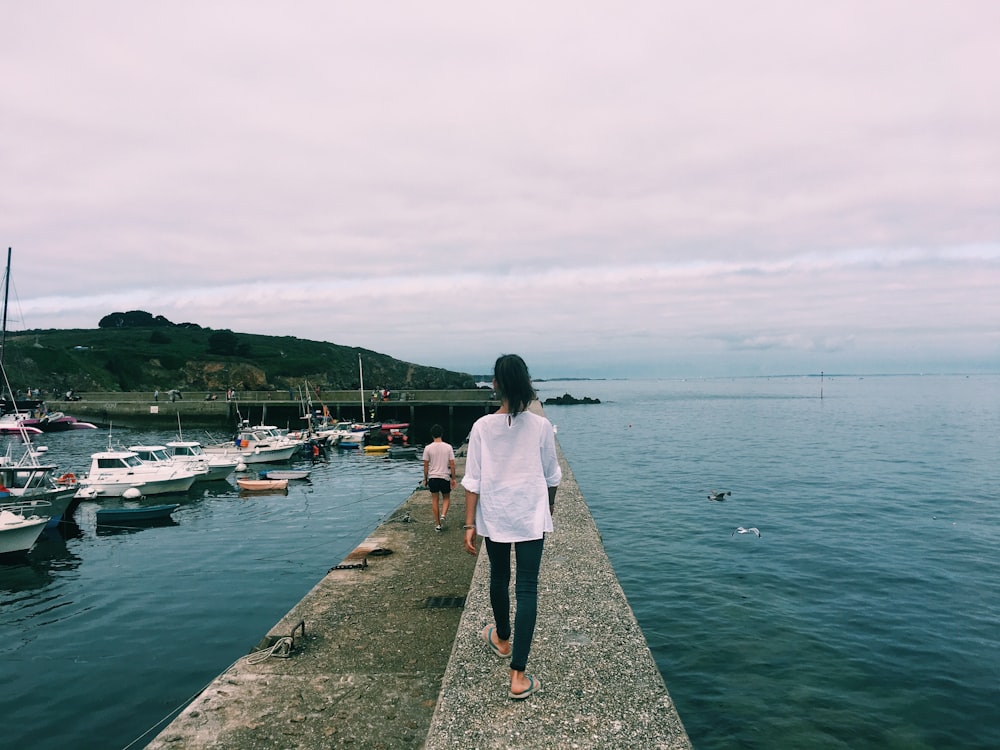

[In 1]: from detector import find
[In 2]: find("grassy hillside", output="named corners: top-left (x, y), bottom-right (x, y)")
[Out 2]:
top-left (2, 324), bottom-right (475, 395)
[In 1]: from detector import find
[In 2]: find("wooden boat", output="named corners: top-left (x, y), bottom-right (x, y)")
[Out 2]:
top-left (0, 508), bottom-right (47, 554)
top-left (95, 503), bottom-right (180, 524)
top-left (261, 470), bottom-right (310, 480)
top-left (236, 478), bottom-right (289, 492)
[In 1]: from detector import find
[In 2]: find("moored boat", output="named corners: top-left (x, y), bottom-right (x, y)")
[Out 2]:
top-left (163, 440), bottom-right (238, 481)
top-left (336, 422), bottom-right (381, 449)
top-left (96, 503), bottom-right (180, 524)
top-left (203, 423), bottom-right (299, 464)
top-left (236, 478), bottom-right (289, 492)
top-left (0, 508), bottom-right (47, 554)
top-left (0, 441), bottom-right (80, 527)
top-left (0, 413), bottom-right (42, 434)
top-left (261, 470), bottom-right (310, 480)
top-left (129, 444), bottom-right (209, 481)
top-left (387, 445), bottom-right (420, 459)
top-left (79, 450), bottom-right (199, 497)
top-left (21, 411), bottom-right (98, 431)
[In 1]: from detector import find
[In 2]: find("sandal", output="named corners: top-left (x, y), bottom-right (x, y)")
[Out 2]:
top-left (509, 674), bottom-right (541, 700)
top-left (481, 626), bottom-right (510, 659)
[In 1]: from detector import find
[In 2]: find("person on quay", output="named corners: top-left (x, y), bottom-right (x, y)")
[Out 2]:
top-left (423, 424), bottom-right (456, 531)
top-left (462, 353), bottom-right (561, 700)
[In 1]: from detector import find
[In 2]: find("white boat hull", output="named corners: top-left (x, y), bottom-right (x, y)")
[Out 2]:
top-left (203, 444), bottom-right (298, 464)
top-left (198, 459), bottom-right (239, 480)
top-left (0, 510), bottom-right (47, 554)
top-left (80, 474), bottom-right (197, 497)
top-left (164, 442), bottom-right (239, 481)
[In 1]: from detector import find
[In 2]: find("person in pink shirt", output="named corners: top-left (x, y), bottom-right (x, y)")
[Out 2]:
top-left (423, 424), bottom-right (456, 530)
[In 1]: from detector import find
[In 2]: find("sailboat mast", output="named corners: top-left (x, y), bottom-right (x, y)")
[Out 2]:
top-left (358, 353), bottom-right (365, 421)
top-left (1, 247), bottom-right (10, 366)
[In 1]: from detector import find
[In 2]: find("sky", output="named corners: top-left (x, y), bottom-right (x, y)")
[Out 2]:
top-left (3, 1), bottom-right (999, 378)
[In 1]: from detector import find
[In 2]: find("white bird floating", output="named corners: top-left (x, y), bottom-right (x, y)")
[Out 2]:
top-left (708, 490), bottom-right (731, 501)
top-left (732, 526), bottom-right (761, 537)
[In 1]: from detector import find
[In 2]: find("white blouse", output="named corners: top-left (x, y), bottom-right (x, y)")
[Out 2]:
top-left (461, 410), bottom-right (562, 543)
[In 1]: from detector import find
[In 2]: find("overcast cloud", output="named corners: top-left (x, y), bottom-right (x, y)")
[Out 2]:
top-left (3, 1), bottom-right (998, 377)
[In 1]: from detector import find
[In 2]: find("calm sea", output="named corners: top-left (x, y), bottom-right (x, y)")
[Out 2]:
top-left (2, 376), bottom-right (997, 749)
top-left (539, 375), bottom-right (1000, 750)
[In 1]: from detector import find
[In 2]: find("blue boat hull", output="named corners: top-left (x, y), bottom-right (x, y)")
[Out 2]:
top-left (96, 504), bottom-right (180, 523)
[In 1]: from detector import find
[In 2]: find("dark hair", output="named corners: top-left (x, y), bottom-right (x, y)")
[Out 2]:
top-left (430, 424), bottom-right (443, 438)
top-left (493, 354), bottom-right (535, 417)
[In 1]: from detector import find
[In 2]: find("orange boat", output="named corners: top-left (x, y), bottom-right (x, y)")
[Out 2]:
top-left (236, 478), bottom-right (288, 492)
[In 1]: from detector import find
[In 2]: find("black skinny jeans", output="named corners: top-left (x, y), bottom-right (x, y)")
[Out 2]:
top-left (485, 536), bottom-right (544, 672)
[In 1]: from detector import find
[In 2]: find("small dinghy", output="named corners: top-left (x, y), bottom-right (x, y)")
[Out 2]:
top-left (96, 503), bottom-right (180, 524)
top-left (261, 470), bottom-right (310, 480)
top-left (236, 478), bottom-right (289, 492)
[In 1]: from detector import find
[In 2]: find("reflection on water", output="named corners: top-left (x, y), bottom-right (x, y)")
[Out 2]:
top-left (0, 522), bottom-right (83, 594)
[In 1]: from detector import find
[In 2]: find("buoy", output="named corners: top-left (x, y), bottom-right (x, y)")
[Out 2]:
top-left (123, 487), bottom-right (143, 500)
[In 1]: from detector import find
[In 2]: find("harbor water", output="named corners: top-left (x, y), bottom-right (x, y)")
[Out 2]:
top-left (0, 430), bottom-right (427, 750)
top-left (539, 375), bottom-right (1000, 750)
top-left (2, 375), bottom-right (998, 749)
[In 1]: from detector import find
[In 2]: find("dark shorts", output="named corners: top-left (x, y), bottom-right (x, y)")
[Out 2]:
top-left (428, 477), bottom-right (451, 495)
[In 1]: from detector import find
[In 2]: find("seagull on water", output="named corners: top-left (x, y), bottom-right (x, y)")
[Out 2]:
top-left (708, 490), bottom-right (731, 501)
top-left (732, 526), bottom-right (761, 537)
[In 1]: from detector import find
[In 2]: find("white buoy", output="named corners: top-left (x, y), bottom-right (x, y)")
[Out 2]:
top-left (123, 487), bottom-right (143, 500)
top-left (236, 461), bottom-right (248, 472)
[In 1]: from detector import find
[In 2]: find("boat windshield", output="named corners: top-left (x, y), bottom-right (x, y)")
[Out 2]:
top-left (96, 455), bottom-right (144, 469)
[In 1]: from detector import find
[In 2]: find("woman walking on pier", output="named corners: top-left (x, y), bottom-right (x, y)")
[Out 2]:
top-left (462, 353), bottom-right (561, 700)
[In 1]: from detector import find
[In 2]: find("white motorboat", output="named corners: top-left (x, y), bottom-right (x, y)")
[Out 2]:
top-left (78, 450), bottom-right (199, 497)
top-left (163, 440), bottom-right (239, 481)
top-left (313, 420), bottom-right (361, 446)
top-left (0, 508), bottom-right (47, 554)
top-left (203, 424), bottom-right (299, 464)
top-left (129, 445), bottom-right (211, 482)
top-left (332, 422), bottom-right (380, 449)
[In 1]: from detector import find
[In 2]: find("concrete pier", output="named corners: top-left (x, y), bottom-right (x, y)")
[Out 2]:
top-left (148, 411), bottom-right (691, 749)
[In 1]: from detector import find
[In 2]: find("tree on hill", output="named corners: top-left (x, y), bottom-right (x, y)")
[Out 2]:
top-left (99, 310), bottom-right (179, 328)
top-left (208, 330), bottom-right (239, 355)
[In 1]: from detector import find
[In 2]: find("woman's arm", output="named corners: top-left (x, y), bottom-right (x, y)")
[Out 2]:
top-left (463, 490), bottom-right (479, 555)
